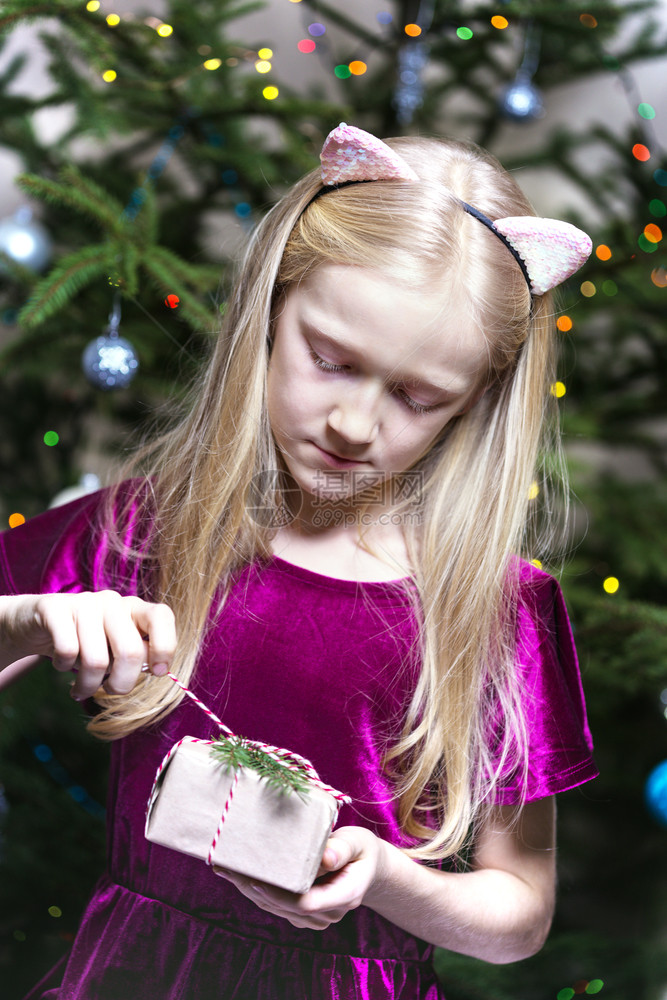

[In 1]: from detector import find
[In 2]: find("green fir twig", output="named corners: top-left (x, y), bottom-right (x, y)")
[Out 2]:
top-left (209, 736), bottom-right (312, 800)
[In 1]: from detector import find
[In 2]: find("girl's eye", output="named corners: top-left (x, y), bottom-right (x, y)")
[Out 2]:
top-left (309, 351), bottom-right (345, 374)
top-left (310, 350), bottom-right (440, 415)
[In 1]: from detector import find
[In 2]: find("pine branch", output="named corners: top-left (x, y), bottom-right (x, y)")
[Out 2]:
top-left (209, 736), bottom-right (312, 799)
top-left (15, 169), bottom-right (126, 236)
top-left (17, 244), bottom-right (114, 329)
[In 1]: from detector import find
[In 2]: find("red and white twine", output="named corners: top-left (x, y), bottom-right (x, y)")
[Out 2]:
top-left (144, 668), bottom-right (350, 866)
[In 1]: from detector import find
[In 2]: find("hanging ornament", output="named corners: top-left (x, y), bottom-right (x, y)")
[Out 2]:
top-left (499, 21), bottom-right (544, 121)
top-left (0, 206), bottom-right (52, 273)
top-left (392, 0), bottom-right (434, 126)
top-left (645, 760), bottom-right (667, 826)
top-left (82, 295), bottom-right (139, 390)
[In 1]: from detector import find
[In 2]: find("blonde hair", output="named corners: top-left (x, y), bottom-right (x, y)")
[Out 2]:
top-left (90, 136), bottom-right (566, 863)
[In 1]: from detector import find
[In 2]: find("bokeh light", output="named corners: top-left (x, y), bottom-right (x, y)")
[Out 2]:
top-left (8, 513), bottom-right (25, 528)
top-left (405, 23), bottom-right (422, 37)
top-left (603, 576), bottom-right (620, 594)
top-left (649, 198), bottom-right (666, 217)
top-left (348, 60), bottom-right (367, 75)
top-left (156, 24), bottom-right (173, 37)
top-left (644, 223), bottom-right (662, 243)
top-left (44, 431), bottom-right (59, 446)
top-left (258, 48), bottom-right (273, 59)
top-left (456, 26), bottom-right (473, 40)
top-left (654, 168), bottom-right (667, 186)
top-left (297, 39), bottom-right (316, 53)
top-left (262, 86), bottom-right (279, 100)
top-left (632, 143), bottom-right (651, 161)
top-left (377, 12), bottom-right (392, 24)
top-left (308, 23), bottom-right (326, 36)
top-left (530, 558), bottom-right (543, 569)
top-left (580, 280), bottom-right (596, 297)
top-left (164, 294), bottom-right (180, 308)
top-left (106, 13), bottom-right (120, 26)
top-left (48, 906), bottom-right (62, 918)
top-left (557, 989), bottom-right (575, 1000)
top-left (638, 102), bottom-right (655, 119)
top-left (255, 60), bottom-right (272, 72)
top-left (595, 244), bottom-right (612, 260)
top-left (602, 280), bottom-right (618, 296)
top-left (550, 382), bottom-right (566, 398)
top-left (334, 64), bottom-right (351, 78)
top-left (86, 1), bottom-right (100, 10)
top-left (203, 58), bottom-right (222, 70)
top-left (579, 14), bottom-right (598, 27)
top-left (528, 481), bottom-right (539, 500)
top-left (102, 70), bottom-right (117, 82)
top-left (586, 983), bottom-right (604, 995)
top-left (556, 315), bottom-right (573, 332)
top-left (491, 16), bottom-right (509, 29)
top-left (651, 266), bottom-right (667, 287)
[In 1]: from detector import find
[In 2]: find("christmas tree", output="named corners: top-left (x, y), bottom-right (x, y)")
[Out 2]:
top-left (1, 1), bottom-right (667, 997)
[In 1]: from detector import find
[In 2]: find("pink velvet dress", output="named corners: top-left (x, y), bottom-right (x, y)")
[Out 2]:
top-left (0, 488), bottom-right (598, 1000)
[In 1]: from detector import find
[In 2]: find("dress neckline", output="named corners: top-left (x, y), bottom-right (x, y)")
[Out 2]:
top-left (268, 553), bottom-right (413, 590)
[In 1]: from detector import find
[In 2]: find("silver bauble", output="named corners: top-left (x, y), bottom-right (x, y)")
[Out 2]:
top-left (82, 332), bottom-right (139, 390)
top-left (0, 207), bottom-right (52, 272)
top-left (499, 75), bottom-right (544, 121)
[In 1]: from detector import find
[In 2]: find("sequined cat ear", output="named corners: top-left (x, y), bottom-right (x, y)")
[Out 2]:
top-left (492, 216), bottom-right (592, 295)
top-left (320, 123), bottom-right (419, 185)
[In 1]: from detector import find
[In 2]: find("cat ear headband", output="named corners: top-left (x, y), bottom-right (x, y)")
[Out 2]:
top-left (315, 123), bottom-right (592, 296)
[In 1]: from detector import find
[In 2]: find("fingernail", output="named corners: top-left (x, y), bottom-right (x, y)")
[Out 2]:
top-left (152, 663), bottom-right (169, 676)
top-left (69, 688), bottom-right (84, 702)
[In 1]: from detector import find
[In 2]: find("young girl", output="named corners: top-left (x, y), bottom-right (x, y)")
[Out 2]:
top-left (0, 124), bottom-right (598, 1000)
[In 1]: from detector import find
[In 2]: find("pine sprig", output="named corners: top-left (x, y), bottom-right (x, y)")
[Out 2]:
top-left (16, 169), bottom-right (126, 236)
top-left (16, 244), bottom-right (114, 329)
top-left (209, 736), bottom-right (312, 800)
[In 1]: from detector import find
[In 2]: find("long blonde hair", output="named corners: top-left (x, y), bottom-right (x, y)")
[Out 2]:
top-left (90, 136), bottom-right (566, 863)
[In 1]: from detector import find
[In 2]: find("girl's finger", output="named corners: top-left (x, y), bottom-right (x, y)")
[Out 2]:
top-left (101, 602), bottom-right (147, 695)
top-left (131, 601), bottom-right (177, 674)
top-left (69, 600), bottom-right (112, 699)
top-left (38, 601), bottom-right (81, 673)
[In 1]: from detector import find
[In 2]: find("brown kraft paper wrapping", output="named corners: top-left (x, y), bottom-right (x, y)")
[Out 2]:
top-left (145, 737), bottom-right (341, 894)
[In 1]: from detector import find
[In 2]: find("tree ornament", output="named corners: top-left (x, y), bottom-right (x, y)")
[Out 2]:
top-left (0, 206), bottom-right (52, 272)
top-left (499, 21), bottom-right (544, 121)
top-left (394, 40), bottom-right (429, 125)
top-left (645, 760), bottom-right (667, 826)
top-left (82, 295), bottom-right (138, 390)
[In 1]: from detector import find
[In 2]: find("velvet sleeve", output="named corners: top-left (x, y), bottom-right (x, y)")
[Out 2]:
top-left (0, 484), bottom-right (149, 599)
top-left (493, 561), bottom-right (599, 804)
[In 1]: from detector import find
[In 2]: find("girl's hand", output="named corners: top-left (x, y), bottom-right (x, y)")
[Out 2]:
top-left (0, 591), bottom-right (176, 698)
top-left (212, 826), bottom-right (386, 930)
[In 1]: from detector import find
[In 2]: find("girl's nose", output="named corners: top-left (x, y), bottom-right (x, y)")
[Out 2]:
top-left (327, 381), bottom-right (382, 444)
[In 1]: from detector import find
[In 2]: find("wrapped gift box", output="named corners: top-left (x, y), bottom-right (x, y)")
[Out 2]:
top-left (145, 736), bottom-right (341, 894)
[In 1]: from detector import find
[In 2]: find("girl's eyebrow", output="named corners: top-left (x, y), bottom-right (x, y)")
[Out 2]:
top-left (304, 324), bottom-right (469, 398)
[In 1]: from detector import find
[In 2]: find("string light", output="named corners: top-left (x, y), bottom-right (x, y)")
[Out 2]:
top-left (156, 24), bottom-right (173, 37)
top-left (106, 13), bottom-right (120, 27)
top-left (43, 431), bottom-right (59, 446)
top-left (638, 102), bottom-right (655, 119)
top-left (85, 1), bottom-right (100, 10)
top-left (632, 143), bottom-right (651, 161)
top-left (297, 39), bottom-right (316, 53)
top-left (579, 14), bottom-right (598, 28)
top-left (651, 267), bottom-right (667, 287)
top-left (203, 58), bottom-right (222, 71)
top-left (491, 16), bottom-right (509, 29)
top-left (308, 24), bottom-right (326, 37)
top-left (528, 482), bottom-right (539, 500)
top-left (255, 60), bottom-right (272, 72)
top-left (334, 64), bottom-right (351, 79)
top-left (8, 513), bottom-right (25, 528)
top-left (262, 86), bottom-right (279, 100)
top-left (580, 280), bottom-right (596, 297)
top-left (348, 60), bottom-right (367, 75)
top-left (595, 244), bottom-right (612, 260)
top-left (102, 70), bottom-right (117, 82)
top-left (530, 558), bottom-right (543, 569)
top-left (556, 315), bottom-right (573, 332)
top-left (405, 24), bottom-right (422, 37)
top-left (550, 382), bottom-right (566, 398)
top-left (603, 577), bottom-right (620, 594)
top-left (257, 48), bottom-right (273, 59)
top-left (456, 26), bottom-right (473, 40)
top-left (602, 280), bottom-right (618, 295)
top-left (644, 223), bottom-right (662, 243)
top-left (164, 294), bottom-right (180, 308)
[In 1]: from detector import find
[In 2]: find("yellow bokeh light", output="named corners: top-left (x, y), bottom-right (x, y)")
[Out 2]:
top-left (405, 24), bottom-right (422, 37)
top-left (262, 85), bottom-right (279, 100)
top-left (603, 576), bottom-right (620, 594)
top-left (550, 381), bottom-right (566, 398)
top-left (102, 69), bottom-right (117, 82)
top-left (203, 58), bottom-right (222, 71)
top-left (528, 481), bottom-right (539, 500)
top-left (530, 558), bottom-right (543, 570)
top-left (86, 1), bottom-right (100, 10)
top-left (491, 15), bottom-right (509, 29)
top-left (258, 47), bottom-right (273, 59)
top-left (580, 280), bottom-right (596, 297)
top-left (106, 13), bottom-right (120, 26)
top-left (348, 60), bottom-right (367, 75)
top-left (556, 315), bottom-right (573, 332)
top-left (596, 244), bottom-right (612, 261)
top-left (8, 512), bottom-right (25, 528)
top-left (157, 24), bottom-right (173, 37)
top-left (255, 60), bottom-right (272, 73)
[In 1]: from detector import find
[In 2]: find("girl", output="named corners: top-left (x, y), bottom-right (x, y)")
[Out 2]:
top-left (0, 124), bottom-right (598, 1000)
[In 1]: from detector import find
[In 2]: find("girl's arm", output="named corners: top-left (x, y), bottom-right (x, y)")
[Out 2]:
top-left (214, 796), bottom-right (556, 965)
top-left (0, 593), bottom-right (176, 694)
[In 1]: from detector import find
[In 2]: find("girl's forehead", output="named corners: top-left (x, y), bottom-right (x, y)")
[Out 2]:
top-left (291, 263), bottom-right (488, 392)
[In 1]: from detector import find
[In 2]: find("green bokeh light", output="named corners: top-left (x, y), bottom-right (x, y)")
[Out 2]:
top-left (43, 431), bottom-right (59, 446)
top-left (638, 102), bottom-right (656, 119)
top-left (334, 64), bottom-right (351, 78)
top-left (649, 198), bottom-right (666, 217)
top-left (456, 26), bottom-right (473, 39)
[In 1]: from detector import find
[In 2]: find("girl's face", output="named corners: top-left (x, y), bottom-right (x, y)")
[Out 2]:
top-left (267, 264), bottom-right (488, 519)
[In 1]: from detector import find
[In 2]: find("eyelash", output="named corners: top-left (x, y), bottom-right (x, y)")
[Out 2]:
top-left (309, 351), bottom-right (440, 415)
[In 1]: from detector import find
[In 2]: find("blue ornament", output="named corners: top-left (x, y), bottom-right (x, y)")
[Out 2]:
top-left (82, 333), bottom-right (138, 390)
top-left (0, 207), bottom-right (52, 272)
top-left (645, 760), bottom-right (667, 825)
top-left (499, 73), bottom-right (544, 121)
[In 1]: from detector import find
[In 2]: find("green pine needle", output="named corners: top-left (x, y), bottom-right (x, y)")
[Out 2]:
top-left (209, 736), bottom-right (312, 800)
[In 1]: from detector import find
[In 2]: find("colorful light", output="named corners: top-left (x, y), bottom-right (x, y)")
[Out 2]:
top-left (580, 280), bottom-right (596, 297)
top-left (377, 11), bottom-right (392, 24)
top-left (603, 576), bottom-right (619, 594)
top-left (203, 58), bottom-right (222, 71)
top-left (644, 223), bottom-right (662, 243)
top-left (44, 431), bottom-right (59, 446)
top-left (654, 168), bottom-right (667, 186)
top-left (528, 481), bottom-right (539, 500)
top-left (8, 513), bottom-right (25, 528)
top-left (638, 233), bottom-right (658, 252)
top-left (258, 48), bottom-right (273, 59)
top-left (48, 906), bottom-right (63, 918)
top-left (348, 60), bottom-right (367, 75)
top-left (404, 23), bottom-right (422, 37)
top-left (491, 15), bottom-right (509, 29)
top-left (86, 1), bottom-right (100, 10)
top-left (556, 315), bottom-right (573, 332)
top-left (262, 86), bottom-right (279, 100)
top-left (550, 382), bottom-right (566, 398)
top-left (579, 14), bottom-right (598, 28)
top-left (297, 39), bottom-right (316, 53)
top-left (334, 64), bottom-right (351, 79)
top-left (157, 24), bottom-right (173, 37)
top-left (530, 558), bottom-right (542, 569)
top-left (164, 294), bottom-right (180, 308)
top-left (595, 244), bottom-right (612, 260)
top-left (308, 23), bottom-right (326, 36)
top-left (102, 70), bottom-right (117, 82)
top-left (106, 13), bottom-right (120, 26)
top-left (651, 266), bottom-right (667, 287)
top-left (638, 102), bottom-right (656, 119)
top-left (255, 60), bottom-right (272, 73)
top-left (602, 280), bottom-right (618, 296)
top-left (649, 198), bottom-right (666, 217)
top-left (456, 26), bottom-right (473, 40)
top-left (632, 143), bottom-right (651, 161)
